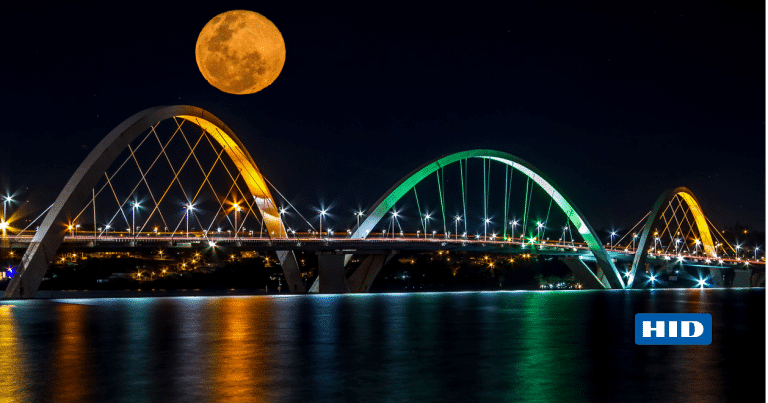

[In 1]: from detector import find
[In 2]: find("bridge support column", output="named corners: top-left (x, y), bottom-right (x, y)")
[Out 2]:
top-left (276, 250), bottom-right (306, 293)
top-left (732, 268), bottom-right (753, 287)
top-left (316, 252), bottom-right (350, 293)
top-left (708, 267), bottom-right (724, 287)
top-left (561, 257), bottom-right (610, 289)
top-left (347, 253), bottom-right (395, 293)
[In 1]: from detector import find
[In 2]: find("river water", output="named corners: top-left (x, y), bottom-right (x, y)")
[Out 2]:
top-left (0, 289), bottom-right (763, 402)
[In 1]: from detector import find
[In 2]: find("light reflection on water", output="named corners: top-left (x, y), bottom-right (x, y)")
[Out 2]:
top-left (0, 289), bottom-right (763, 403)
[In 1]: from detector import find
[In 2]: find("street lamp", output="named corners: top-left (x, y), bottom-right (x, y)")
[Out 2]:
top-left (105, 224), bottom-right (110, 236)
top-left (390, 211), bottom-right (399, 238)
top-left (2, 196), bottom-right (12, 224)
top-left (736, 244), bottom-right (742, 260)
top-left (484, 218), bottom-right (491, 241)
top-left (610, 231), bottom-right (617, 250)
top-left (536, 221), bottom-right (544, 245)
top-left (694, 239), bottom-right (701, 255)
top-left (279, 207), bottom-right (288, 238)
top-left (561, 226), bottom-right (568, 246)
top-left (755, 246), bottom-right (760, 261)
top-left (632, 233), bottom-right (638, 251)
top-left (510, 220), bottom-right (518, 243)
top-left (233, 203), bottom-right (241, 238)
top-left (185, 202), bottom-right (195, 237)
top-left (319, 209), bottom-right (327, 239)
top-left (454, 215), bottom-right (461, 241)
top-left (354, 210), bottom-right (364, 230)
top-left (131, 201), bottom-right (140, 238)
top-left (423, 213), bottom-right (431, 239)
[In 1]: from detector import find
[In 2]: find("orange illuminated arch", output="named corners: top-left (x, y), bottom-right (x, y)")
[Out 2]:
top-left (3, 106), bottom-right (303, 298)
top-left (627, 187), bottom-right (716, 287)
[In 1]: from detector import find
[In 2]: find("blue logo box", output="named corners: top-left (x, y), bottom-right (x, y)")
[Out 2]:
top-left (635, 313), bottom-right (712, 345)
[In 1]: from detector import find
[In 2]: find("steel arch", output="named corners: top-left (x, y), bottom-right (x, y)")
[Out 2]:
top-left (349, 149), bottom-right (625, 289)
top-left (626, 187), bottom-right (716, 288)
top-left (3, 105), bottom-right (304, 298)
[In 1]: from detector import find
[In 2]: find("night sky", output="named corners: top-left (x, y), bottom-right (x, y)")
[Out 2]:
top-left (0, 0), bottom-right (764, 233)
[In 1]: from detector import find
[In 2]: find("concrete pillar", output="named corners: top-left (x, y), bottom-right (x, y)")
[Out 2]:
top-left (561, 257), bottom-right (609, 289)
top-left (347, 254), bottom-right (394, 293)
top-left (708, 267), bottom-right (724, 287)
top-left (316, 253), bottom-right (350, 293)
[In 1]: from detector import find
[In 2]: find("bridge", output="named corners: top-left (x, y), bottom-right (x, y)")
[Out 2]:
top-left (1, 106), bottom-right (763, 298)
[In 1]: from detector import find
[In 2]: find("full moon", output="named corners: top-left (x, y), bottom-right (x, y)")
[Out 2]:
top-left (195, 10), bottom-right (286, 95)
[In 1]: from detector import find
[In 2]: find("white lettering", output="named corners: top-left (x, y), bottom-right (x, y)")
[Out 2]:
top-left (681, 321), bottom-right (704, 337)
top-left (643, 321), bottom-right (665, 337)
top-left (668, 321), bottom-right (678, 337)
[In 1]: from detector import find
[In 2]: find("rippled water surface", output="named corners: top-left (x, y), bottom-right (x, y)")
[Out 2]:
top-left (0, 289), bottom-right (763, 402)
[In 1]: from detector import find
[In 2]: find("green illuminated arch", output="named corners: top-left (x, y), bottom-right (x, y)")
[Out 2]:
top-left (350, 149), bottom-right (625, 289)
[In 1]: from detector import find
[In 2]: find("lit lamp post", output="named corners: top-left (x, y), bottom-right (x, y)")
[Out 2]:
top-left (510, 220), bottom-right (518, 243)
top-left (694, 239), bottom-right (701, 255)
top-left (68, 225), bottom-right (74, 237)
top-left (355, 211), bottom-right (364, 231)
top-left (390, 211), bottom-right (399, 238)
top-left (131, 202), bottom-right (140, 238)
top-left (610, 231), bottom-right (617, 250)
top-left (675, 238), bottom-right (681, 255)
top-left (736, 244), bottom-right (741, 260)
top-left (2, 196), bottom-right (12, 233)
top-left (319, 209), bottom-right (327, 239)
top-left (279, 207), bottom-right (287, 238)
top-left (536, 221), bottom-right (544, 245)
top-left (454, 215), bottom-right (461, 241)
top-left (423, 213), bottom-right (431, 239)
top-left (185, 202), bottom-right (194, 237)
top-left (484, 218), bottom-right (491, 241)
top-left (561, 226), bottom-right (568, 246)
top-left (755, 246), bottom-right (760, 261)
top-left (233, 203), bottom-right (241, 238)
top-left (632, 233), bottom-right (638, 251)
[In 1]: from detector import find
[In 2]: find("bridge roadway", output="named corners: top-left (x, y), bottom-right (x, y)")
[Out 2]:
top-left (3, 234), bottom-right (762, 269)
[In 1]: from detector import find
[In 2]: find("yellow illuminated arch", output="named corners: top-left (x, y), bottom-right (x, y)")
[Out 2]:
top-left (628, 187), bottom-right (716, 288)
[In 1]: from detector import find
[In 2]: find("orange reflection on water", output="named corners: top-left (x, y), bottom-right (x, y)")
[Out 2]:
top-left (51, 303), bottom-right (93, 402)
top-left (0, 306), bottom-right (26, 402)
top-left (208, 297), bottom-right (273, 402)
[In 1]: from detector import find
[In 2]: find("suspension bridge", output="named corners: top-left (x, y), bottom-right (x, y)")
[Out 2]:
top-left (1, 106), bottom-right (762, 298)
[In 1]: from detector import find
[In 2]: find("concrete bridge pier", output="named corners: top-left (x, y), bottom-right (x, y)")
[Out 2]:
top-left (347, 253), bottom-right (396, 293)
top-left (561, 257), bottom-right (611, 289)
top-left (315, 252), bottom-right (350, 293)
top-left (308, 251), bottom-right (397, 293)
top-left (708, 267), bottom-right (725, 287)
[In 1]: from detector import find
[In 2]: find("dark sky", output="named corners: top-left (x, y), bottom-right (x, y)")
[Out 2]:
top-left (0, 0), bottom-right (764, 233)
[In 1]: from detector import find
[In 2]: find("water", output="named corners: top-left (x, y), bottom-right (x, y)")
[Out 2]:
top-left (0, 289), bottom-right (763, 402)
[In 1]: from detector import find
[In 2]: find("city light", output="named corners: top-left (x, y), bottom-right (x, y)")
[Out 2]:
top-left (697, 278), bottom-right (708, 288)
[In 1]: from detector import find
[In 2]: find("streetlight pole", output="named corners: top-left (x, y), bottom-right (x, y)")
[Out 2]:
top-left (2, 196), bottom-right (11, 224)
top-left (484, 218), bottom-right (491, 242)
top-left (755, 246), bottom-right (760, 261)
top-left (185, 203), bottom-right (194, 237)
top-left (355, 211), bottom-right (364, 231)
top-left (536, 221), bottom-right (544, 245)
top-left (232, 203), bottom-right (241, 239)
top-left (319, 209), bottom-right (327, 239)
top-left (610, 231), bottom-right (617, 250)
top-left (455, 215), bottom-right (461, 241)
top-left (423, 214), bottom-right (431, 239)
top-left (131, 202), bottom-right (139, 238)
top-left (510, 220), bottom-right (518, 244)
top-left (279, 207), bottom-right (287, 238)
